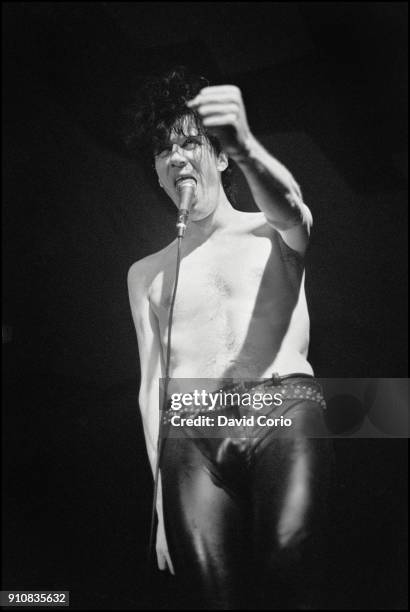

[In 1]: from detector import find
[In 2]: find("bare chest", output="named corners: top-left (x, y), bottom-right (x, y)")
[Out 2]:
top-left (149, 236), bottom-right (274, 321)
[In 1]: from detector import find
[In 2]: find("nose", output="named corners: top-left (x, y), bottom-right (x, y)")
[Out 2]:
top-left (170, 144), bottom-right (188, 167)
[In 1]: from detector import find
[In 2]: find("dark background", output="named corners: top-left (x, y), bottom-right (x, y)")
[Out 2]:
top-left (2, 2), bottom-right (408, 609)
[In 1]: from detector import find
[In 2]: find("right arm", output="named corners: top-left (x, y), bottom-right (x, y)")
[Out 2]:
top-left (127, 261), bottom-right (175, 575)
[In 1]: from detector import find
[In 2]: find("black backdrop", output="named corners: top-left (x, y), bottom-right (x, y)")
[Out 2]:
top-left (2, 3), bottom-right (408, 609)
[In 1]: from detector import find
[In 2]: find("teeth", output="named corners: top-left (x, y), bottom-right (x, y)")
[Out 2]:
top-left (176, 177), bottom-right (195, 184)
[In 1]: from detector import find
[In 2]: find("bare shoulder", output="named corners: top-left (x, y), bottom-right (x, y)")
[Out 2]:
top-left (127, 241), bottom-right (177, 300)
top-left (236, 210), bottom-right (310, 256)
top-left (235, 211), bottom-right (276, 236)
top-left (241, 209), bottom-right (312, 255)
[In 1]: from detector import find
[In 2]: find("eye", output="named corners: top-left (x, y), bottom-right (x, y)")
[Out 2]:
top-left (183, 137), bottom-right (200, 149)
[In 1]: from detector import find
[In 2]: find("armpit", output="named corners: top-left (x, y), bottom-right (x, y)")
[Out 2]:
top-left (277, 232), bottom-right (305, 269)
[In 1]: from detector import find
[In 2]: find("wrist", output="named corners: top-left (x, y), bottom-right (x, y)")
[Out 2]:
top-left (156, 496), bottom-right (164, 514)
top-left (157, 509), bottom-right (165, 525)
top-left (229, 133), bottom-right (258, 164)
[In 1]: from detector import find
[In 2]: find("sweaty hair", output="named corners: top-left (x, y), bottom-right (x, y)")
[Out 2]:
top-left (123, 66), bottom-right (236, 203)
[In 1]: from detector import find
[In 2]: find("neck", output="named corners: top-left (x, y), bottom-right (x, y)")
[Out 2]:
top-left (185, 192), bottom-right (237, 242)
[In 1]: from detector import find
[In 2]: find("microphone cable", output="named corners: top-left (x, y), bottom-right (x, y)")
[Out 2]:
top-left (146, 233), bottom-right (184, 576)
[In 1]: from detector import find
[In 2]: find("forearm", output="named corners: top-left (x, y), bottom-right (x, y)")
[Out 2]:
top-left (139, 398), bottom-right (163, 512)
top-left (234, 135), bottom-right (309, 230)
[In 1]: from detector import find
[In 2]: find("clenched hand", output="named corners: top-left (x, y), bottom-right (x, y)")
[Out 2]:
top-left (187, 85), bottom-right (253, 160)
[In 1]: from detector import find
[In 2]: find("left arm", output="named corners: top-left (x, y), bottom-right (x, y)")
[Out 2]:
top-left (233, 135), bottom-right (312, 254)
top-left (187, 85), bottom-right (312, 254)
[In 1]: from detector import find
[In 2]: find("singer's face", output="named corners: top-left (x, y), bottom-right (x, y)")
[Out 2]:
top-left (154, 115), bottom-right (226, 220)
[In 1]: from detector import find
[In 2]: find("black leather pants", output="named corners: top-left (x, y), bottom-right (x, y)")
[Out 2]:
top-left (161, 375), bottom-right (333, 610)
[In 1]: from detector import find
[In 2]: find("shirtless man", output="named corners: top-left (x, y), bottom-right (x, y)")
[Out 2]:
top-left (127, 68), bottom-right (331, 609)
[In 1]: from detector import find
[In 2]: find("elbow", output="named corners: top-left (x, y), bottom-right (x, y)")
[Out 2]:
top-left (286, 183), bottom-right (312, 230)
top-left (301, 204), bottom-right (313, 232)
top-left (273, 202), bottom-right (312, 233)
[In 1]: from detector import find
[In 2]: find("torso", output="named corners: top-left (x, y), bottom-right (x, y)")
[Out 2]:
top-left (146, 212), bottom-right (313, 381)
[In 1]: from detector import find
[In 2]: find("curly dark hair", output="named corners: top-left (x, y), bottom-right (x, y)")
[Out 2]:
top-left (123, 66), bottom-right (236, 204)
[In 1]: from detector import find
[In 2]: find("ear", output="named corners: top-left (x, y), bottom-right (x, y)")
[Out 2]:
top-left (216, 151), bottom-right (229, 172)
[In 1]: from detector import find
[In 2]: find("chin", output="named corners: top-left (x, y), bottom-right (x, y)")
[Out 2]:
top-left (191, 206), bottom-right (216, 222)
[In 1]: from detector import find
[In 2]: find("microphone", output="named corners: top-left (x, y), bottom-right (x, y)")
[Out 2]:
top-left (176, 179), bottom-right (196, 238)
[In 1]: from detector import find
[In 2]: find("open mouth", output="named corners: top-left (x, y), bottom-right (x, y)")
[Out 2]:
top-left (175, 176), bottom-right (197, 187)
